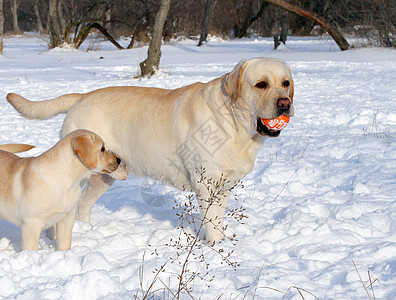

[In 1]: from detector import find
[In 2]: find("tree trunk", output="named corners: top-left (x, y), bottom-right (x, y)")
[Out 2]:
top-left (232, 0), bottom-right (268, 38)
top-left (239, 0), bottom-right (268, 38)
top-left (273, 35), bottom-right (280, 49)
top-left (273, 9), bottom-right (288, 49)
top-left (264, 0), bottom-right (350, 51)
top-left (198, 0), bottom-right (213, 46)
top-left (10, 0), bottom-right (20, 34)
top-left (105, 6), bottom-right (111, 30)
top-left (279, 13), bottom-right (288, 44)
top-left (140, 0), bottom-right (171, 77)
top-left (33, 0), bottom-right (46, 34)
top-left (0, 0), bottom-right (4, 55)
top-left (48, 0), bottom-right (61, 48)
top-left (74, 22), bottom-right (124, 50)
top-left (127, 34), bottom-right (136, 49)
top-left (57, 0), bottom-right (67, 40)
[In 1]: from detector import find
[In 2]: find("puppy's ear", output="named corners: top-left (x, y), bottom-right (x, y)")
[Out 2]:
top-left (72, 133), bottom-right (98, 169)
top-left (223, 59), bottom-right (247, 101)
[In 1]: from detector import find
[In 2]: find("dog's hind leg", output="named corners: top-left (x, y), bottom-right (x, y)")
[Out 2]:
top-left (78, 173), bottom-right (115, 224)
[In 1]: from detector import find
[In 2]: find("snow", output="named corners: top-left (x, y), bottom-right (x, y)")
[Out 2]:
top-left (0, 34), bottom-right (395, 299)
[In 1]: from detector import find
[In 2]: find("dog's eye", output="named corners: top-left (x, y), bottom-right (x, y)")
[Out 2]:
top-left (283, 80), bottom-right (290, 88)
top-left (255, 81), bottom-right (268, 89)
top-left (101, 146), bottom-right (105, 152)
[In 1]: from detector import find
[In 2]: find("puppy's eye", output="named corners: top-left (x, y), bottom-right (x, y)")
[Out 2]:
top-left (255, 81), bottom-right (268, 89)
top-left (283, 80), bottom-right (290, 88)
top-left (101, 146), bottom-right (105, 152)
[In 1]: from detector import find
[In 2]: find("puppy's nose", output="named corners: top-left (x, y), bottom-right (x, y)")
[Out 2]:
top-left (116, 157), bottom-right (121, 165)
top-left (277, 98), bottom-right (291, 111)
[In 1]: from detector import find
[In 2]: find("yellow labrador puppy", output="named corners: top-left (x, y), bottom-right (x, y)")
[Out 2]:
top-left (0, 129), bottom-right (127, 250)
top-left (7, 57), bottom-right (294, 243)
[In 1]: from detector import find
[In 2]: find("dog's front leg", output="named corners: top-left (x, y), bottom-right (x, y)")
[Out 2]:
top-left (21, 221), bottom-right (42, 250)
top-left (78, 173), bottom-right (115, 223)
top-left (56, 210), bottom-right (76, 251)
top-left (196, 182), bottom-right (230, 244)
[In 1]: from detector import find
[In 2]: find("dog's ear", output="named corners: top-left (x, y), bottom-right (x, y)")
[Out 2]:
top-left (72, 132), bottom-right (98, 169)
top-left (223, 59), bottom-right (247, 101)
top-left (288, 66), bottom-right (294, 102)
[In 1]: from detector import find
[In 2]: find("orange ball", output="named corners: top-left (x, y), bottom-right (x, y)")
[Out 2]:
top-left (261, 115), bottom-right (290, 131)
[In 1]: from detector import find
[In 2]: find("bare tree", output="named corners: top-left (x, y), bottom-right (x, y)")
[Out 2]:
top-left (198, 0), bottom-right (213, 46)
top-left (140, 0), bottom-right (171, 76)
top-left (0, 0), bottom-right (3, 55)
top-left (57, 0), bottom-right (66, 39)
top-left (73, 22), bottom-right (124, 50)
top-left (363, 0), bottom-right (396, 47)
top-left (238, 0), bottom-right (268, 38)
top-left (48, 0), bottom-right (61, 48)
top-left (32, 0), bottom-right (46, 34)
top-left (10, 0), bottom-right (21, 34)
top-left (11, 0), bottom-right (394, 51)
top-left (272, 7), bottom-right (288, 49)
top-left (279, 10), bottom-right (288, 43)
top-left (264, 0), bottom-right (350, 51)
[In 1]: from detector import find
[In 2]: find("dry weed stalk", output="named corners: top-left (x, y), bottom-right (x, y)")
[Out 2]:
top-left (353, 260), bottom-right (378, 300)
top-left (136, 167), bottom-right (246, 299)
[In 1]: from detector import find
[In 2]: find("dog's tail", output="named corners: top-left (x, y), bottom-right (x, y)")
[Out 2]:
top-left (0, 144), bottom-right (35, 153)
top-left (6, 93), bottom-right (84, 120)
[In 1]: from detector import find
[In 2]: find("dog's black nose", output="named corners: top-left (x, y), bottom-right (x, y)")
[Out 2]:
top-left (116, 158), bottom-right (121, 165)
top-left (277, 98), bottom-right (291, 111)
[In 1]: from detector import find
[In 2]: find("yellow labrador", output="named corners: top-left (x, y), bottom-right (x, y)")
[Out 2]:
top-left (7, 57), bottom-right (294, 242)
top-left (0, 129), bottom-right (127, 250)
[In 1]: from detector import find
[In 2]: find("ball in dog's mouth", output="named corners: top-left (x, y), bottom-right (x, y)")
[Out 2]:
top-left (256, 115), bottom-right (290, 137)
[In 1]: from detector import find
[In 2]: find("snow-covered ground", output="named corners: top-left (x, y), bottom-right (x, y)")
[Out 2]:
top-left (0, 34), bottom-right (395, 299)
